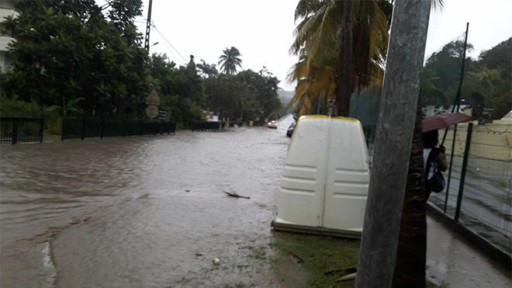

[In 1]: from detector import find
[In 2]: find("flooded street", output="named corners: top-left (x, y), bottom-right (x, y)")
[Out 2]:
top-left (0, 119), bottom-right (299, 288)
top-left (1, 116), bottom-right (510, 288)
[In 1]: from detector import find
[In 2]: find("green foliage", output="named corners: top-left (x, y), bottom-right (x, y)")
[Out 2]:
top-left (218, 47), bottom-right (242, 75)
top-left (420, 40), bottom-right (475, 108)
top-left (0, 95), bottom-right (41, 118)
top-left (200, 62), bottom-right (282, 122)
top-left (3, 0), bottom-right (149, 119)
top-left (160, 95), bottom-right (203, 129)
top-left (1, 2), bottom-right (283, 130)
top-left (237, 68), bottom-right (281, 118)
top-left (196, 59), bottom-right (218, 78)
top-left (203, 74), bottom-right (250, 119)
top-left (421, 38), bottom-right (511, 120)
top-left (148, 53), bottom-right (205, 128)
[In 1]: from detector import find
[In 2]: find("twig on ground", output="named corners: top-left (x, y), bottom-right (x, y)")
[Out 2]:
top-left (223, 191), bottom-right (250, 199)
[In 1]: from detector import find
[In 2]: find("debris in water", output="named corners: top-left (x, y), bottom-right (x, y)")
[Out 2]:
top-left (212, 258), bottom-right (221, 265)
top-left (185, 190), bottom-right (190, 192)
top-left (223, 191), bottom-right (250, 199)
top-left (288, 251), bottom-right (304, 264)
top-left (335, 272), bottom-right (357, 282)
top-left (324, 266), bottom-right (357, 276)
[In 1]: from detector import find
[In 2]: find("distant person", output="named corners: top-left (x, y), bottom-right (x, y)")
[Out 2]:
top-left (423, 129), bottom-right (448, 200)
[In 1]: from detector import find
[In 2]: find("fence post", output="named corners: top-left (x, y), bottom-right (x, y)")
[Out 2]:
top-left (39, 117), bottom-right (44, 143)
top-left (61, 119), bottom-right (65, 141)
top-left (11, 118), bottom-right (18, 145)
top-left (444, 124), bottom-right (458, 212)
top-left (80, 118), bottom-right (85, 140)
top-left (120, 119), bottom-right (124, 137)
top-left (454, 123), bottom-right (474, 222)
top-left (100, 117), bottom-right (104, 139)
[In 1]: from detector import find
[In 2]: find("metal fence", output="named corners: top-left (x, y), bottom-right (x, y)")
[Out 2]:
top-left (428, 121), bottom-right (511, 268)
top-left (191, 121), bottom-right (223, 131)
top-left (0, 117), bottom-right (44, 144)
top-left (62, 118), bottom-right (176, 141)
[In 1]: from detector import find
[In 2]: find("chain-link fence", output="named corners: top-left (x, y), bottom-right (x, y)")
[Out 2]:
top-left (428, 121), bottom-right (511, 265)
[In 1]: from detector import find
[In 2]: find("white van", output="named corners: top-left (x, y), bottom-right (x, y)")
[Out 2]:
top-left (272, 115), bottom-right (370, 238)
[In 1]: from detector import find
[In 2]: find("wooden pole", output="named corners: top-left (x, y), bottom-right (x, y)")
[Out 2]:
top-left (355, 0), bottom-right (432, 287)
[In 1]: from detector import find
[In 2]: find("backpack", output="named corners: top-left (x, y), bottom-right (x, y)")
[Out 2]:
top-left (425, 148), bottom-right (445, 193)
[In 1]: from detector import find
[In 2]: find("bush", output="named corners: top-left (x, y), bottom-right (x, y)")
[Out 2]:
top-left (0, 96), bottom-right (41, 118)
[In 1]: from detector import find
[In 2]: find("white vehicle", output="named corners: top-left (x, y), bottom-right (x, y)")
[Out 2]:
top-left (267, 120), bottom-right (278, 129)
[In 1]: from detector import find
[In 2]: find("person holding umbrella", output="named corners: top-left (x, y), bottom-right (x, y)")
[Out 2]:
top-left (422, 112), bottom-right (472, 200)
top-left (423, 129), bottom-right (447, 200)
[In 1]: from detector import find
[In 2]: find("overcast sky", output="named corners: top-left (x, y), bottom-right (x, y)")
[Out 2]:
top-left (131, 0), bottom-right (512, 91)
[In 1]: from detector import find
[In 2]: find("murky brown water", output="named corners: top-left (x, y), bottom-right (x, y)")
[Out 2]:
top-left (2, 116), bottom-right (510, 288)
top-left (0, 118), bottom-right (304, 288)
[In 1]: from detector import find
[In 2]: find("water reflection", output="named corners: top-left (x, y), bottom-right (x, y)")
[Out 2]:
top-left (0, 124), bottom-right (292, 287)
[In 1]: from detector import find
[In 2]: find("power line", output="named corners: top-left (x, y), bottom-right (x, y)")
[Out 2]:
top-left (151, 22), bottom-right (188, 63)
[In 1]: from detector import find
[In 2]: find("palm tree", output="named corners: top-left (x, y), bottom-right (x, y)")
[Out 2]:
top-left (392, 106), bottom-right (427, 288)
top-left (289, 0), bottom-right (392, 116)
top-left (218, 47), bottom-right (242, 75)
top-left (392, 3), bottom-right (444, 287)
top-left (287, 48), bottom-right (336, 115)
top-left (197, 59), bottom-right (218, 78)
top-left (288, 1), bottom-right (444, 286)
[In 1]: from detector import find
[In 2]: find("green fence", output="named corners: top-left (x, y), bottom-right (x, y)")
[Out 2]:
top-left (428, 121), bottom-right (511, 268)
top-left (62, 118), bottom-right (176, 141)
top-left (0, 117), bottom-right (44, 144)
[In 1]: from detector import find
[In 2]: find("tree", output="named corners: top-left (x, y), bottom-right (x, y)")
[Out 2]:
top-left (238, 68), bottom-right (281, 118)
top-left (2, 0), bottom-right (148, 119)
top-left (356, 0), bottom-right (432, 287)
top-left (392, 107), bottom-right (427, 287)
top-left (475, 38), bottom-right (512, 119)
top-left (289, 0), bottom-right (392, 116)
top-left (421, 40), bottom-right (474, 107)
top-left (203, 75), bottom-right (249, 119)
top-left (218, 46), bottom-right (242, 75)
top-left (420, 37), bottom-right (511, 119)
top-left (196, 59), bottom-right (218, 78)
top-left (148, 53), bottom-right (204, 127)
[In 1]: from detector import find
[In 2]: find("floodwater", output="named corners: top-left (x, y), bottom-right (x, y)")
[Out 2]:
top-left (1, 115), bottom-right (510, 288)
top-left (0, 117), bottom-right (301, 288)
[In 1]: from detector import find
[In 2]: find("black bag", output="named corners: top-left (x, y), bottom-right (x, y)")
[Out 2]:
top-left (425, 148), bottom-right (445, 193)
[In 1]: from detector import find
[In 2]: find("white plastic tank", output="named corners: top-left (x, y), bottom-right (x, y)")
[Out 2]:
top-left (272, 115), bottom-right (370, 238)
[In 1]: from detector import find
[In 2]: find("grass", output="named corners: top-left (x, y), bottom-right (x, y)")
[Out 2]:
top-left (270, 232), bottom-right (360, 288)
top-left (269, 232), bottom-right (450, 288)
top-left (427, 281), bottom-right (450, 288)
top-left (248, 245), bottom-right (268, 261)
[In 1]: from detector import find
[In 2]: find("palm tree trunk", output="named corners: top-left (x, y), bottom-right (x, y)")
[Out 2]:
top-left (336, 0), bottom-right (353, 117)
top-left (392, 105), bottom-right (426, 288)
top-left (355, 0), bottom-right (431, 287)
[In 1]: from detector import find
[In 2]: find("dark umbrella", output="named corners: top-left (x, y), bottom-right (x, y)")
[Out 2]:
top-left (422, 112), bottom-right (473, 132)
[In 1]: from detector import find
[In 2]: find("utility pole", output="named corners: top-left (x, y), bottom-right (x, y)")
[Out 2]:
top-left (355, 0), bottom-right (432, 287)
top-left (144, 0), bottom-right (154, 52)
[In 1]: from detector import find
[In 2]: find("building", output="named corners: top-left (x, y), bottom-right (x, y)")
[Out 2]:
top-left (0, 0), bottom-right (19, 73)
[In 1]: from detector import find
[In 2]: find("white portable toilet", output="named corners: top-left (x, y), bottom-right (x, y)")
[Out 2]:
top-left (272, 115), bottom-right (370, 238)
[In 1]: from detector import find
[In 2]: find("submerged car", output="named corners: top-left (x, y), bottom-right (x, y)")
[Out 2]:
top-left (286, 122), bottom-right (295, 137)
top-left (267, 120), bottom-right (278, 129)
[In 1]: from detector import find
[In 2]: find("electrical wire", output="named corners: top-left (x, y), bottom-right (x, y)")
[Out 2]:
top-left (150, 21), bottom-right (188, 63)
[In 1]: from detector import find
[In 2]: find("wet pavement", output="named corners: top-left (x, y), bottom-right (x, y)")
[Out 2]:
top-left (1, 123), bottom-right (294, 288)
top-left (426, 215), bottom-right (511, 287)
top-left (0, 115), bottom-right (510, 287)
